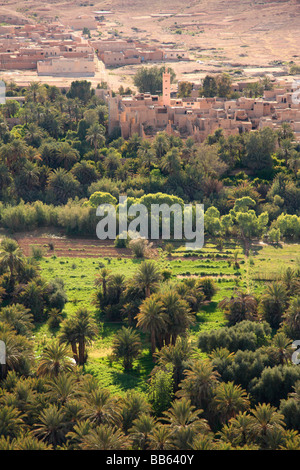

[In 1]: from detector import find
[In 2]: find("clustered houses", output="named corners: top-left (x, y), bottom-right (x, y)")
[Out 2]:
top-left (0, 23), bottom-right (96, 76)
top-left (90, 39), bottom-right (189, 67)
top-left (0, 20), bottom-right (188, 75)
top-left (107, 73), bottom-right (300, 142)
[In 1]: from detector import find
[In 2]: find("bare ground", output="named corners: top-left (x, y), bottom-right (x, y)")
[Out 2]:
top-left (0, 0), bottom-right (299, 90)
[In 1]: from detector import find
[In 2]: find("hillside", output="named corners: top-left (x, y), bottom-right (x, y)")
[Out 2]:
top-left (0, 0), bottom-right (299, 67)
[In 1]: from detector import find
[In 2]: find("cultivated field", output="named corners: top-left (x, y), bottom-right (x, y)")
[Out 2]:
top-left (27, 235), bottom-right (300, 395)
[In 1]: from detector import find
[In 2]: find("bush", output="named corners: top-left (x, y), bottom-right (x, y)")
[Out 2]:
top-left (47, 308), bottom-right (64, 330)
top-left (46, 278), bottom-right (68, 311)
top-left (30, 245), bottom-right (45, 260)
top-left (198, 320), bottom-right (271, 353)
top-left (198, 277), bottom-right (218, 301)
top-left (250, 365), bottom-right (300, 407)
top-left (114, 233), bottom-right (129, 248)
top-left (129, 238), bottom-right (154, 258)
top-left (148, 365), bottom-right (174, 416)
top-left (212, 348), bottom-right (273, 389)
top-left (164, 243), bottom-right (174, 255)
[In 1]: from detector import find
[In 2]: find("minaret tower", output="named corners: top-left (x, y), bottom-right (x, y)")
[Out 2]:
top-left (162, 71), bottom-right (171, 107)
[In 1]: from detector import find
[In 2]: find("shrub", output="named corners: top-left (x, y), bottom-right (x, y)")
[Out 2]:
top-left (198, 321), bottom-right (271, 353)
top-left (148, 364), bottom-right (174, 416)
top-left (198, 277), bottom-right (218, 301)
top-left (30, 245), bottom-right (45, 260)
top-left (164, 243), bottom-right (174, 255)
top-left (129, 238), bottom-right (154, 258)
top-left (47, 308), bottom-right (64, 330)
top-left (114, 233), bottom-right (129, 248)
top-left (250, 365), bottom-right (300, 407)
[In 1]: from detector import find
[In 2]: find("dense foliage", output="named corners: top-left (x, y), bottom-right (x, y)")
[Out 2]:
top-left (1, 80), bottom-right (300, 450)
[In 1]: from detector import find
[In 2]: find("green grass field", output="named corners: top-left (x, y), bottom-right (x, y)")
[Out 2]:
top-left (36, 240), bottom-right (300, 396)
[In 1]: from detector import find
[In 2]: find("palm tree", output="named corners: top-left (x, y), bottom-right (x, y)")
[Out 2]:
top-left (79, 424), bottom-right (130, 450)
top-left (277, 122), bottom-right (294, 143)
top-left (73, 309), bottom-right (98, 366)
top-left (0, 238), bottom-right (25, 290)
top-left (137, 141), bottom-right (156, 184)
top-left (175, 280), bottom-right (204, 313)
top-left (104, 148), bottom-right (121, 178)
top-left (126, 133), bottom-right (142, 157)
top-left (148, 424), bottom-right (173, 450)
top-left (209, 347), bottom-right (235, 379)
top-left (259, 281), bottom-right (288, 329)
top-left (59, 319), bottom-right (79, 364)
top-left (161, 148), bottom-right (181, 175)
top-left (219, 411), bottom-right (254, 448)
top-left (160, 288), bottom-right (195, 345)
top-left (279, 138), bottom-right (294, 165)
top-left (34, 404), bottom-right (68, 447)
top-left (60, 308), bottom-right (98, 366)
top-left (95, 267), bottom-right (111, 298)
top-left (213, 381), bottom-right (250, 423)
top-left (0, 139), bottom-right (28, 173)
top-left (262, 427), bottom-right (286, 450)
top-left (112, 326), bottom-right (142, 371)
top-left (280, 430), bottom-right (300, 450)
top-left (17, 279), bottom-right (47, 322)
top-left (66, 420), bottom-right (91, 450)
top-left (36, 341), bottom-right (74, 377)
top-left (57, 142), bottom-right (79, 170)
top-left (219, 291), bottom-right (258, 326)
top-left (283, 296), bottom-right (300, 339)
top-left (81, 388), bottom-right (121, 426)
top-left (136, 295), bottom-right (167, 356)
top-left (46, 168), bottom-right (80, 205)
top-left (191, 433), bottom-right (216, 450)
top-left (16, 161), bottom-right (41, 194)
top-left (45, 373), bottom-right (78, 406)
top-left (26, 81), bottom-right (42, 103)
top-left (14, 435), bottom-right (53, 450)
top-left (249, 403), bottom-right (285, 448)
top-left (47, 308), bottom-right (64, 331)
top-left (24, 123), bottom-right (44, 147)
top-left (177, 359), bottom-right (220, 410)
top-left (155, 337), bottom-right (196, 391)
top-left (0, 304), bottom-right (34, 337)
top-left (281, 267), bottom-right (300, 297)
top-left (86, 123), bottom-right (105, 155)
top-left (105, 274), bottom-right (125, 305)
top-left (63, 400), bottom-right (84, 425)
top-left (0, 324), bottom-right (34, 377)
top-left (120, 390), bottom-right (152, 433)
top-left (163, 398), bottom-right (209, 450)
top-left (0, 405), bottom-right (25, 439)
top-left (154, 132), bottom-right (169, 159)
top-left (270, 332), bottom-right (293, 365)
top-left (0, 162), bottom-right (12, 195)
top-left (129, 413), bottom-right (156, 450)
top-left (0, 436), bottom-right (16, 450)
top-left (133, 260), bottom-right (162, 298)
top-left (55, 94), bottom-right (66, 113)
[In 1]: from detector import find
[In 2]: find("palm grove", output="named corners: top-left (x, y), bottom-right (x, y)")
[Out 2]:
top-left (1, 77), bottom-right (300, 449)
